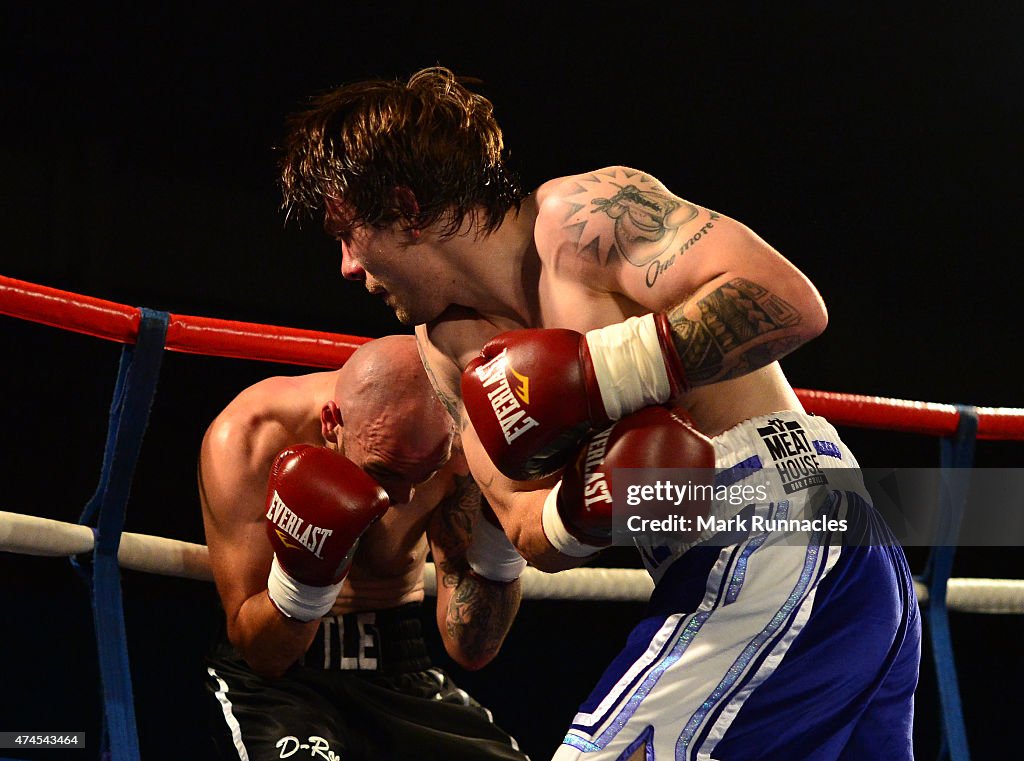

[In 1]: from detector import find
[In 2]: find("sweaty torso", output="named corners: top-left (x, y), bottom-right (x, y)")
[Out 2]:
top-left (422, 191), bottom-right (801, 440)
top-left (331, 465), bottom-right (453, 614)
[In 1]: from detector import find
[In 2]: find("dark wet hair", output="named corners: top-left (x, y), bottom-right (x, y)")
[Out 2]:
top-left (280, 67), bottom-right (522, 237)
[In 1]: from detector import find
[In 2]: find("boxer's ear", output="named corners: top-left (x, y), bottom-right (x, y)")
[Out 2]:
top-left (321, 401), bottom-right (343, 443)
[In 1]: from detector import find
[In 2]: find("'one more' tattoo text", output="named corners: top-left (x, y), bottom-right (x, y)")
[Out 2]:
top-left (644, 212), bottom-right (720, 288)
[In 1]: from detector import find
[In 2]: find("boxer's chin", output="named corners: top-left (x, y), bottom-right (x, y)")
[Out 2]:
top-left (389, 297), bottom-right (441, 326)
top-left (389, 301), bottom-right (421, 326)
top-left (392, 307), bottom-right (415, 325)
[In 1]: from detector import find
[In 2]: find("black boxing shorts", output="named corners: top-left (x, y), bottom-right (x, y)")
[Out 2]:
top-left (205, 603), bottom-right (526, 761)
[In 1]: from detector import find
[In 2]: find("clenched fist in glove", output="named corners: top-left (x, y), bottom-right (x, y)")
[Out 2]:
top-left (541, 405), bottom-right (715, 558)
top-left (265, 445), bottom-right (390, 621)
top-left (461, 314), bottom-right (687, 480)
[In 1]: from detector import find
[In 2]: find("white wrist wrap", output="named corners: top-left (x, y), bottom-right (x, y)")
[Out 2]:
top-left (466, 515), bottom-right (527, 582)
top-left (585, 314), bottom-right (672, 420)
top-left (267, 555), bottom-right (342, 622)
top-left (541, 482), bottom-right (605, 558)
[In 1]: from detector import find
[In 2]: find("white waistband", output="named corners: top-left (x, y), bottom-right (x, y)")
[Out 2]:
top-left (641, 411), bottom-right (867, 572)
top-left (711, 410), bottom-right (860, 470)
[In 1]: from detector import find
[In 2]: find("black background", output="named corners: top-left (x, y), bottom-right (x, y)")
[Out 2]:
top-left (1, 4), bottom-right (1021, 760)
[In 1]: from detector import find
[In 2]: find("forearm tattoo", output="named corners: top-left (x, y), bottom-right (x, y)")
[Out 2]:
top-left (434, 474), bottom-right (478, 581)
top-left (434, 476), bottom-right (519, 662)
top-left (667, 278), bottom-right (802, 384)
top-left (444, 572), bottom-right (520, 664)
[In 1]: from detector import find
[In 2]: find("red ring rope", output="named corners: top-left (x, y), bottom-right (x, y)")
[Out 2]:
top-left (2, 275), bottom-right (1022, 439)
top-left (1, 275), bottom-right (370, 369)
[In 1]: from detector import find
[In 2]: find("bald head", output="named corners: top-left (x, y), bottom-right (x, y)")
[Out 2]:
top-left (332, 335), bottom-right (455, 502)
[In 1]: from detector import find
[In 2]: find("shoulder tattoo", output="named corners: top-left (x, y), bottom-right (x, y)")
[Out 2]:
top-left (560, 168), bottom-right (700, 268)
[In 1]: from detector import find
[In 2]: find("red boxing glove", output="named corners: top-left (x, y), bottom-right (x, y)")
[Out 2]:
top-left (461, 315), bottom-right (687, 481)
top-left (265, 445), bottom-right (389, 621)
top-left (541, 406), bottom-right (715, 557)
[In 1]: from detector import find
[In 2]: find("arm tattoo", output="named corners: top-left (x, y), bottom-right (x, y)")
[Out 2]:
top-left (667, 278), bottom-right (803, 384)
top-left (445, 573), bottom-right (520, 663)
top-left (643, 212), bottom-right (720, 288)
top-left (560, 168), bottom-right (699, 268)
top-left (433, 476), bottom-right (520, 663)
top-left (590, 183), bottom-right (698, 266)
top-left (434, 474), bottom-right (478, 587)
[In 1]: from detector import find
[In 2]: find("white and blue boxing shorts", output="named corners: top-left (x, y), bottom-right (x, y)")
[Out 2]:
top-left (553, 411), bottom-right (920, 761)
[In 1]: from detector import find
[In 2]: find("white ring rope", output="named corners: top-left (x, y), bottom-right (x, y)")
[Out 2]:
top-left (2, 510), bottom-right (1022, 614)
top-left (0, 511), bottom-right (212, 582)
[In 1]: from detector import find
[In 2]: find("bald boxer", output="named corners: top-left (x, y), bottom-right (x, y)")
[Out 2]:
top-left (279, 69), bottom-right (920, 761)
top-left (199, 335), bottom-right (528, 761)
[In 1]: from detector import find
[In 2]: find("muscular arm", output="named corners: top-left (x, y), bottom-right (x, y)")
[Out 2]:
top-left (536, 167), bottom-right (828, 384)
top-left (417, 325), bottom-right (589, 573)
top-left (426, 463), bottom-right (521, 669)
top-left (457, 412), bottom-right (587, 573)
top-left (198, 385), bottom-right (318, 678)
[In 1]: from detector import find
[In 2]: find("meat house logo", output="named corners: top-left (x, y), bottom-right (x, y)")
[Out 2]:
top-left (757, 418), bottom-right (828, 494)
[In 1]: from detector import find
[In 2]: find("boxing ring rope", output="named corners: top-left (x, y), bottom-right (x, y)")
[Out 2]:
top-left (4, 509), bottom-right (1024, 612)
top-left (0, 274), bottom-right (372, 368)
top-left (2, 273), bottom-right (1023, 761)
top-left (3, 274), bottom-right (1021, 430)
